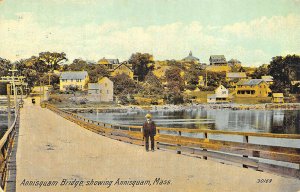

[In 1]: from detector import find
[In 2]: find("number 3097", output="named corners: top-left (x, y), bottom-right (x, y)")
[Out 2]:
top-left (257, 179), bottom-right (272, 183)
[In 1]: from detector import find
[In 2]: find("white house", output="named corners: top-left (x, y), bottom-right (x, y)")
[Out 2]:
top-left (207, 85), bottom-right (229, 103)
top-left (215, 85), bottom-right (229, 98)
top-left (88, 77), bottom-right (113, 102)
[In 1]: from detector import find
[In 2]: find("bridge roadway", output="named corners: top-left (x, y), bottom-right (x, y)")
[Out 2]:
top-left (16, 99), bottom-right (300, 192)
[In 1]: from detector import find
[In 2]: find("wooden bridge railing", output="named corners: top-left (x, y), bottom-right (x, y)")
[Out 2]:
top-left (0, 107), bottom-right (19, 192)
top-left (46, 104), bottom-right (300, 179)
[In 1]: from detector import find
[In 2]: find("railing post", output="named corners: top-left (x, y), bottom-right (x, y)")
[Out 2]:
top-left (203, 132), bottom-right (208, 160)
top-left (177, 131), bottom-right (181, 154)
top-left (242, 135), bottom-right (249, 168)
top-left (156, 129), bottom-right (160, 150)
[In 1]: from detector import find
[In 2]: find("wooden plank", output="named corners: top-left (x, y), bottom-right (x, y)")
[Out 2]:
top-left (158, 142), bottom-right (259, 168)
top-left (159, 134), bottom-right (300, 155)
top-left (158, 136), bottom-right (300, 164)
top-left (258, 162), bottom-right (300, 179)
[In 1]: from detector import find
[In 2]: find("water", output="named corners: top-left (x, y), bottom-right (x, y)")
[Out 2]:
top-left (80, 109), bottom-right (300, 134)
top-left (0, 113), bottom-right (10, 138)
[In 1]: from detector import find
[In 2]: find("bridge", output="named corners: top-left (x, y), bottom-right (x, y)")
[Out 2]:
top-left (0, 98), bottom-right (299, 192)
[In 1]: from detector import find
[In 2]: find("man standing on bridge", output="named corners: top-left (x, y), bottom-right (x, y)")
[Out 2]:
top-left (142, 113), bottom-right (156, 152)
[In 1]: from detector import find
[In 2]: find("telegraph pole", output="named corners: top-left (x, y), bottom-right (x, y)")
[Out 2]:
top-left (205, 69), bottom-right (208, 87)
top-left (9, 66), bottom-right (18, 113)
top-left (6, 84), bottom-right (11, 127)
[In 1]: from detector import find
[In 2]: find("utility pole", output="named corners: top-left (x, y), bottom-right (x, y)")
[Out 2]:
top-left (205, 69), bottom-right (208, 87)
top-left (48, 73), bottom-right (51, 86)
top-left (6, 84), bottom-right (11, 127)
top-left (9, 67), bottom-right (18, 113)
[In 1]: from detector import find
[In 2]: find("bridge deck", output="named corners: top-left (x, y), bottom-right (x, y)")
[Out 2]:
top-left (16, 99), bottom-right (300, 192)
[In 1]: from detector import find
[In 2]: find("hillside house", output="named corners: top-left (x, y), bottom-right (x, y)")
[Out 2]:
top-left (98, 57), bottom-right (120, 69)
top-left (226, 72), bottom-right (247, 86)
top-left (182, 51), bottom-right (200, 64)
top-left (207, 85), bottom-right (229, 103)
top-left (110, 62), bottom-right (138, 81)
top-left (209, 55), bottom-right (227, 66)
top-left (228, 59), bottom-right (242, 68)
top-left (88, 77), bottom-right (113, 102)
top-left (60, 71), bottom-right (89, 91)
top-left (235, 79), bottom-right (272, 98)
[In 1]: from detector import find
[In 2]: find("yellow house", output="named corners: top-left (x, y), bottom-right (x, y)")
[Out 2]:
top-left (272, 93), bottom-right (284, 103)
top-left (98, 57), bottom-right (120, 69)
top-left (235, 79), bottom-right (272, 97)
top-left (110, 63), bottom-right (136, 80)
top-left (60, 71), bottom-right (89, 91)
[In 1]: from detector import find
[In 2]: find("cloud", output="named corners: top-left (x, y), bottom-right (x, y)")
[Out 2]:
top-left (222, 14), bottom-right (300, 42)
top-left (0, 12), bottom-right (299, 66)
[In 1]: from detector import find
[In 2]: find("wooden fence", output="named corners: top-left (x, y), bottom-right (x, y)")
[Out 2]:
top-left (0, 107), bottom-right (19, 192)
top-left (46, 104), bottom-right (300, 179)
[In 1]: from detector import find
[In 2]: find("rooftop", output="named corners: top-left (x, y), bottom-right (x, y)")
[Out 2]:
top-left (210, 55), bottom-right (227, 64)
top-left (88, 83), bottom-right (100, 90)
top-left (226, 72), bottom-right (247, 78)
top-left (272, 93), bottom-right (284, 97)
top-left (182, 51), bottom-right (200, 62)
top-left (60, 71), bottom-right (88, 80)
top-left (237, 79), bottom-right (265, 86)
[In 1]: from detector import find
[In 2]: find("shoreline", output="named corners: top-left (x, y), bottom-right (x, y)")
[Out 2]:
top-left (57, 103), bottom-right (300, 113)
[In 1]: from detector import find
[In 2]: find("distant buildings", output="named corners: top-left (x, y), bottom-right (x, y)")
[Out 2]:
top-left (206, 55), bottom-right (231, 72)
top-left (98, 57), bottom-right (120, 69)
top-left (209, 55), bottom-right (227, 66)
top-left (88, 77), bottom-right (113, 102)
top-left (109, 62), bottom-right (138, 81)
top-left (182, 51), bottom-right (200, 64)
top-left (228, 59), bottom-right (241, 67)
top-left (59, 71), bottom-right (89, 91)
top-left (235, 79), bottom-right (271, 97)
top-left (226, 72), bottom-right (247, 86)
top-left (207, 85), bottom-right (229, 103)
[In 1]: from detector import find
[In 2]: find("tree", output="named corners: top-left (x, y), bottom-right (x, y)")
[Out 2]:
top-left (164, 68), bottom-right (185, 104)
top-left (184, 65), bottom-right (201, 90)
top-left (165, 67), bottom-right (184, 91)
top-left (68, 59), bottom-right (89, 71)
top-left (166, 60), bottom-right (185, 70)
top-left (129, 53), bottom-right (154, 81)
top-left (0, 58), bottom-right (12, 77)
top-left (39, 52), bottom-right (68, 70)
top-left (251, 65), bottom-right (269, 79)
top-left (87, 65), bottom-right (110, 83)
top-left (111, 74), bottom-right (139, 95)
top-left (142, 71), bottom-right (164, 95)
top-left (67, 59), bottom-right (110, 83)
top-left (269, 55), bottom-right (300, 94)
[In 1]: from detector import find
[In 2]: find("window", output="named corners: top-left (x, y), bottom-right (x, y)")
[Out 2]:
top-left (107, 90), bottom-right (109, 94)
top-left (105, 83), bottom-right (107, 87)
top-left (71, 79), bottom-right (73, 82)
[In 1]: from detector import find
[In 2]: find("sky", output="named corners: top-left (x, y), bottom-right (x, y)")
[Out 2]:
top-left (0, 0), bottom-right (299, 66)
